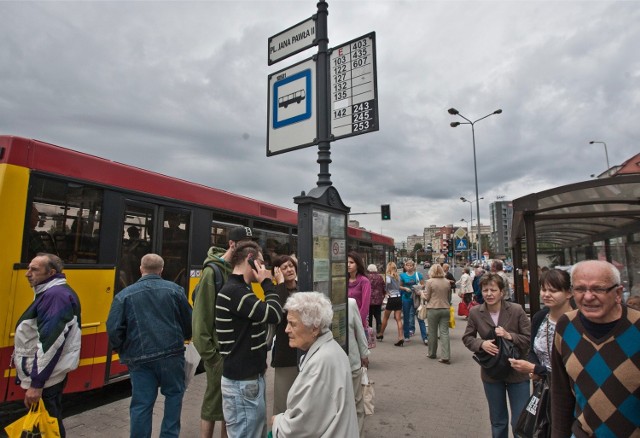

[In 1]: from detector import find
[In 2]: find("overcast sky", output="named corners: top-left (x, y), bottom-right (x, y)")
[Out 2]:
top-left (1, 0), bottom-right (638, 243)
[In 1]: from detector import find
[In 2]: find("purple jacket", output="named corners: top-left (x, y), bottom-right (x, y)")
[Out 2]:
top-left (348, 274), bottom-right (371, 328)
top-left (367, 273), bottom-right (385, 306)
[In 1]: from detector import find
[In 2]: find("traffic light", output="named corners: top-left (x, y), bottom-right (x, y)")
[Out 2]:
top-left (381, 204), bottom-right (391, 220)
top-left (447, 238), bottom-right (454, 258)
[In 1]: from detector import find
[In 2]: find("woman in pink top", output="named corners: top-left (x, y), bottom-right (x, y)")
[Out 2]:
top-left (347, 251), bottom-right (371, 328)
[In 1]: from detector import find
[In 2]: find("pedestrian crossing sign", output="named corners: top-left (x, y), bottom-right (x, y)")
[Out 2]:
top-left (455, 238), bottom-right (468, 250)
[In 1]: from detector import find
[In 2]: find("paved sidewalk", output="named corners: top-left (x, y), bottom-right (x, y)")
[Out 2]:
top-left (64, 298), bottom-right (492, 437)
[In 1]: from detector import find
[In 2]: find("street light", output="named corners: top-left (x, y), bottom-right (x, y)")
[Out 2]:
top-left (460, 218), bottom-right (470, 262)
top-left (460, 196), bottom-right (483, 260)
top-left (450, 107), bottom-right (502, 260)
top-left (589, 141), bottom-right (610, 172)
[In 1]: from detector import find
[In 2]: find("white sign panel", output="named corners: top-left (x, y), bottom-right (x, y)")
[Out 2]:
top-left (268, 17), bottom-right (317, 65)
top-left (329, 33), bottom-right (379, 141)
top-left (267, 57), bottom-right (317, 156)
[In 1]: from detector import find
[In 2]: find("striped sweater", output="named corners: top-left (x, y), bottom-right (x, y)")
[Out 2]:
top-left (551, 307), bottom-right (640, 437)
top-left (215, 274), bottom-right (282, 380)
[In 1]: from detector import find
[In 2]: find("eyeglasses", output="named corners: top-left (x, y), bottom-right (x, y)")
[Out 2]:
top-left (571, 284), bottom-right (619, 295)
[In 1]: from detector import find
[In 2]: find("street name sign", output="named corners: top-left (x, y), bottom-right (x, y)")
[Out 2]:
top-left (329, 33), bottom-right (379, 141)
top-left (268, 17), bottom-right (317, 65)
top-left (267, 57), bottom-right (317, 156)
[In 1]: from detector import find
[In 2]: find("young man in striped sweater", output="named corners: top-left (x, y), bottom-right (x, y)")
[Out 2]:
top-left (215, 240), bottom-right (283, 438)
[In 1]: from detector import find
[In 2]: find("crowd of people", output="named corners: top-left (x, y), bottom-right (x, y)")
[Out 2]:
top-left (13, 236), bottom-right (640, 438)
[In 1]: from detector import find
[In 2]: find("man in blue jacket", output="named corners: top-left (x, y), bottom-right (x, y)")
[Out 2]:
top-left (107, 253), bottom-right (192, 438)
top-left (15, 253), bottom-right (82, 438)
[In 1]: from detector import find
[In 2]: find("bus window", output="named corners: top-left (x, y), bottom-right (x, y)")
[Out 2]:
top-left (24, 176), bottom-right (103, 264)
top-left (161, 209), bottom-right (190, 289)
top-left (117, 204), bottom-right (154, 292)
top-left (252, 228), bottom-right (292, 268)
top-left (209, 213), bottom-right (250, 248)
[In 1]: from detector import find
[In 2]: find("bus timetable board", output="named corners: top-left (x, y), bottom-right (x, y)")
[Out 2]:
top-left (329, 32), bottom-right (379, 141)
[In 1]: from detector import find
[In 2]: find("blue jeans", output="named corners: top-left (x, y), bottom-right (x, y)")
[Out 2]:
top-left (482, 380), bottom-right (530, 438)
top-left (402, 299), bottom-right (414, 338)
top-left (129, 354), bottom-right (185, 438)
top-left (417, 315), bottom-right (427, 341)
top-left (221, 375), bottom-right (267, 438)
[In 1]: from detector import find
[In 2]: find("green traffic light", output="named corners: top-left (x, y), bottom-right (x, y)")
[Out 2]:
top-left (381, 204), bottom-right (391, 220)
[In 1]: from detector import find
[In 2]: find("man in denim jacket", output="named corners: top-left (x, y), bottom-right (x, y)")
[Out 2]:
top-left (107, 253), bottom-right (192, 438)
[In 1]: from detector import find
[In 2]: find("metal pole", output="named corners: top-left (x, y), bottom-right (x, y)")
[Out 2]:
top-left (603, 143), bottom-right (610, 170)
top-left (316, 0), bottom-right (331, 187)
top-left (590, 141), bottom-right (610, 173)
top-left (468, 201), bottom-right (473, 260)
top-left (471, 123), bottom-right (482, 259)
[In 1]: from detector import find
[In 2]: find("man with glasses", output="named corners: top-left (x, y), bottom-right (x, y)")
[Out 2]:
top-left (551, 260), bottom-right (640, 437)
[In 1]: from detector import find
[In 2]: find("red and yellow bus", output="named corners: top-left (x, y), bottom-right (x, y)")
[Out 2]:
top-left (0, 135), bottom-right (394, 403)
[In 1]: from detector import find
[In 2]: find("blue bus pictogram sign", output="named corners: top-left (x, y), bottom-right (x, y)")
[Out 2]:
top-left (272, 69), bottom-right (312, 129)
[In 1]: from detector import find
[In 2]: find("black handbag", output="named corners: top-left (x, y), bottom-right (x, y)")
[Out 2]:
top-left (472, 329), bottom-right (520, 380)
top-left (514, 376), bottom-right (551, 438)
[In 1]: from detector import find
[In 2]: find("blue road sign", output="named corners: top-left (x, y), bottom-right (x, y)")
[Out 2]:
top-left (455, 238), bottom-right (468, 251)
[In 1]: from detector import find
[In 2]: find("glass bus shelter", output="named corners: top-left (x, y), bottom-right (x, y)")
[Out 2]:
top-left (509, 174), bottom-right (640, 315)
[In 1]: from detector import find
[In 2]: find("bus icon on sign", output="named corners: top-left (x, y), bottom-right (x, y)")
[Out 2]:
top-left (279, 89), bottom-right (306, 108)
top-left (273, 68), bottom-right (312, 129)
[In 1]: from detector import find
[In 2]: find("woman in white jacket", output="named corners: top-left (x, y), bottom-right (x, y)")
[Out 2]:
top-left (271, 292), bottom-right (359, 438)
top-left (457, 267), bottom-right (475, 306)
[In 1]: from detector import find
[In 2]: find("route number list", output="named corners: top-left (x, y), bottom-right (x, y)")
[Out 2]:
top-left (329, 33), bottom-right (378, 140)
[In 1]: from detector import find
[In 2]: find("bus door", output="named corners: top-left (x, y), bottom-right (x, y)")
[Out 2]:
top-left (160, 208), bottom-right (190, 291)
top-left (107, 202), bottom-right (156, 381)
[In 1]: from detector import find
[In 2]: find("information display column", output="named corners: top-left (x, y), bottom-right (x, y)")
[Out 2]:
top-left (311, 208), bottom-right (348, 348)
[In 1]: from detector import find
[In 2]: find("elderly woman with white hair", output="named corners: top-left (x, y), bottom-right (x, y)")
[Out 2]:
top-left (271, 292), bottom-right (359, 438)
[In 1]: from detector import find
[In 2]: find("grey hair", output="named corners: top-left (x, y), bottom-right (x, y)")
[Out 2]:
top-left (284, 292), bottom-right (333, 333)
top-left (571, 260), bottom-right (621, 285)
top-left (36, 253), bottom-right (64, 273)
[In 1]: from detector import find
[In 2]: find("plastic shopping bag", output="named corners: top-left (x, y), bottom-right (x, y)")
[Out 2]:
top-left (184, 342), bottom-right (201, 388)
top-left (361, 367), bottom-right (375, 416)
top-left (4, 399), bottom-right (60, 437)
top-left (457, 301), bottom-right (469, 317)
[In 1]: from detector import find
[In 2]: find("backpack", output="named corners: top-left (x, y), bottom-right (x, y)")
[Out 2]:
top-left (191, 262), bottom-right (223, 304)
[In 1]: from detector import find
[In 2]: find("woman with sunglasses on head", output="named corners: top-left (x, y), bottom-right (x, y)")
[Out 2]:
top-left (509, 269), bottom-right (574, 380)
top-left (462, 273), bottom-right (531, 438)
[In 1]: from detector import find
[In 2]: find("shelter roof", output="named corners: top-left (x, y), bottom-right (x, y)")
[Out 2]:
top-left (511, 174), bottom-right (640, 247)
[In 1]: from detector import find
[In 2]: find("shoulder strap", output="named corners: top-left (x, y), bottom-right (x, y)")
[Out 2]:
top-left (204, 261), bottom-right (224, 292)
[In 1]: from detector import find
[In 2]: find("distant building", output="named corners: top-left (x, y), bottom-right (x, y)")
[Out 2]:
top-left (406, 234), bottom-right (424, 253)
top-left (423, 225), bottom-right (439, 251)
top-left (490, 201), bottom-right (513, 258)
